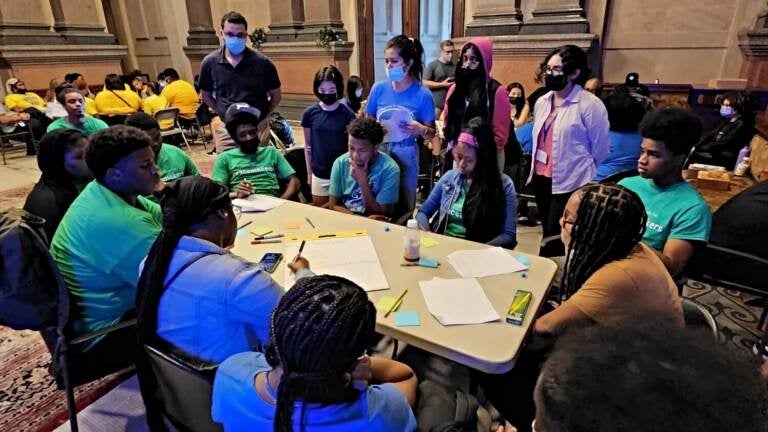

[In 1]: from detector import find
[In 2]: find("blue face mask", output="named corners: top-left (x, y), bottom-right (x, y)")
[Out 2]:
top-left (225, 36), bottom-right (246, 55)
top-left (720, 105), bottom-right (734, 118)
top-left (386, 65), bottom-right (406, 83)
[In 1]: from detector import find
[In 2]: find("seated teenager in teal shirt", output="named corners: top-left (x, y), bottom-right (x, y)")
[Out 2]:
top-left (417, 117), bottom-right (517, 248)
top-left (212, 275), bottom-right (418, 432)
top-left (619, 108), bottom-right (711, 277)
top-left (329, 117), bottom-right (400, 218)
top-left (212, 103), bottom-right (300, 199)
top-left (125, 112), bottom-right (199, 184)
top-left (46, 84), bottom-right (108, 136)
top-left (50, 125), bottom-right (162, 367)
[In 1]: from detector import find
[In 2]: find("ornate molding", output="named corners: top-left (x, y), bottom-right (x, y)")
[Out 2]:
top-left (259, 40), bottom-right (354, 59)
top-left (452, 33), bottom-right (596, 57)
top-left (0, 44), bottom-right (128, 64)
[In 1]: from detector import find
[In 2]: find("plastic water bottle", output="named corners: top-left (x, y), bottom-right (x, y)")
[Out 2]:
top-left (734, 146), bottom-right (750, 171)
top-left (403, 219), bottom-right (420, 262)
top-left (734, 157), bottom-right (750, 176)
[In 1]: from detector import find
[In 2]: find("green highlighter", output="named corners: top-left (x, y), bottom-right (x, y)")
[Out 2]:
top-left (506, 290), bottom-right (532, 325)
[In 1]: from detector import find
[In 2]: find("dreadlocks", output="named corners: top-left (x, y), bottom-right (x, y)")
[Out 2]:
top-left (135, 176), bottom-right (231, 430)
top-left (560, 184), bottom-right (647, 301)
top-left (265, 275), bottom-right (376, 432)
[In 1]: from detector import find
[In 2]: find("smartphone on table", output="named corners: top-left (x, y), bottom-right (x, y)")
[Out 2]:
top-left (258, 252), bottom-right (283, 273)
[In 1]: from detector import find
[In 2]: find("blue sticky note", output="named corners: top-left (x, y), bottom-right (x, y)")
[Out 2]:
top-left (515, 255), bottom-right (530, 266)
top-left (395, 311), bottom-right (421, 327)
top-left (236, 228), bottom-right (248, 238)
top-left (418, 257), bottom-right (439, 268)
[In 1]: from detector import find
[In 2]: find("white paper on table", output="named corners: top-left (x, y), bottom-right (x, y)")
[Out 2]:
top-left (284, 236), bottom-right (389, 292)
top-left (446, 247), bottom-right (528, 278)
top-left (232, 194), bottom-right (285, 212)
top-left (419, 278), bottom-right (500, 325)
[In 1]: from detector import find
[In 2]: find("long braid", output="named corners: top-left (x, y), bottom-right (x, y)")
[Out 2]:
top-left (267, 275), bottom-right (376, 432)
top-left (134, 176), bottom-right (231, 431)
top-left (561, 184), bottom-right (647, 301)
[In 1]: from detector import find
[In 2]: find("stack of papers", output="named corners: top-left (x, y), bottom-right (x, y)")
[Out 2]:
top-left (284, 236), bottom-right (389, 291)
top-left (232, 194), bottom-right (285, 212)
top-left (446, 247), bottom-right (528, 278)
top-left (419, 278), bottom-right (500, 325)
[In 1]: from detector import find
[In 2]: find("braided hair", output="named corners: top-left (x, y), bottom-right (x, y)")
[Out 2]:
top-left (135, 176), bottom-right (231, 430)
top-left (560, 184), bottom-right (647, 301)
top-left (265, 275), bottom-right (376, 432)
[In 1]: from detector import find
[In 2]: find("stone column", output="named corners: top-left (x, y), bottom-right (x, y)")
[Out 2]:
top-left (183, 0), bottom-right (219, 71)
top-left (465, 0), bottom-right (523, 36)
top-left (303, 0), bottom-right (346, 40)
top-left (48, 0), bottom-right (116, 44)
top-left (520, 0), bottom-right (590, 35)
top-left (267, 0), bottom-right (308, 42)
top-left (739, 3), bottom-right (768, 88)
top-left (0, 0), bottom-right (59, 44)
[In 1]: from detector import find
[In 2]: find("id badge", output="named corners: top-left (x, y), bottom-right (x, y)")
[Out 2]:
top-left (535, 149), bottom-right (548, 164)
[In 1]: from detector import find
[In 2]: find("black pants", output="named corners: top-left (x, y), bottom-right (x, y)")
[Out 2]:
top-left (532, 174), bottom-right (572, 238)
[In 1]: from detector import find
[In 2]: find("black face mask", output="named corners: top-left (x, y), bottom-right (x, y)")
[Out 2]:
top-left (545, 73), bottom-right (569, 91)
top-left (318, 93), bottom-right (338, 105)
top-left (239, 138), bottom-right (260, 154)
top-left (509, 96), bottom-right (521, 105)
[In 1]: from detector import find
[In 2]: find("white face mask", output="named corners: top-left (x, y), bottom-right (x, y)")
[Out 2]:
top-left (355, 88), bottom-right (363, 98)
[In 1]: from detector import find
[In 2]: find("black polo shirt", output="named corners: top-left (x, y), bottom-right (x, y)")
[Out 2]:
top-left (198, 47), bottom-right (281, 118)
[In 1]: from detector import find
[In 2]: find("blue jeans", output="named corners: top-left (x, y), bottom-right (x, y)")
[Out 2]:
top-left (380, 141), bottom-right (419, 211)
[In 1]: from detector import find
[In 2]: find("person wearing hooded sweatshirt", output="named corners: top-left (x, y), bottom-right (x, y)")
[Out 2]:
top-left (442, 37), bottom-right (511, 174)
top-left (23, 129), bottom-right (92, 241)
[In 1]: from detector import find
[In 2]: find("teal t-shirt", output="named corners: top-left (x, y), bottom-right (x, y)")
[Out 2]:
top-left (50, 181), bottom-right (162, 347)
top-left (619, 176), bottom-right (712, 250)
top-left (47, 115), bottom-right (109, 136)
top-left (211, 147), bottom-right (295, 197)
top-left (445, 184), bottom-right (467, 238)
top-left (157, 144), bottom-right (200, 182)
top-left (329, 152), bottom-right (400, 214)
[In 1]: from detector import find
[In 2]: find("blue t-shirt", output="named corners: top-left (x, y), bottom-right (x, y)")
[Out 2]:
top-left (364, 80), bottom-right (435, 147)
top-left (329, 152), bottom-right (400, 214)
top-left (212, 352), bottom-right (417, 432)
top-left (593, 131), bottom-right (643, 181)
top-left (619, 176), bottom-right (712, 250)
top-left (515, 122), bottom-right (534, 154)
top-left (301, 103), bottom-right (357, 179)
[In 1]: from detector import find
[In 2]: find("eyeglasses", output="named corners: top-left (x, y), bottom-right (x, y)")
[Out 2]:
top-left (562, 219), bottom-right (575, 226)
top-left (544, 65), bottom-right (564, 75)
top-left (232, 205), bottom-right (242, 220)
top-left (462, 56), bottom-right (480, 69)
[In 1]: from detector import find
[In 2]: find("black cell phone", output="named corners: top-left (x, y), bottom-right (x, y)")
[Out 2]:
top-left (258, 252), bottom-right (283, 273)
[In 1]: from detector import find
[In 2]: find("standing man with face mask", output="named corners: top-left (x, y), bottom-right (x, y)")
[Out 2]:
top-left (198, 11), bottom-right (282, 154)
top-left (423, 40), bottom-right (456, 119)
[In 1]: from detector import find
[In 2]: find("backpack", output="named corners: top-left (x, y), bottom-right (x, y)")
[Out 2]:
top-left (416, 380), bottom-right (505, 432)
top-left (0, 208), bottom-right (66, 331)
top-left (268, 111), bottom-right (295, 147)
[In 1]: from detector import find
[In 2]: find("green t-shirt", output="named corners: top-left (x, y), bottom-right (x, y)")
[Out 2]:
top-left (618, 176), bottom-right (712, 250)
top-left (50, 181), bottom-right (162, 347)
top-left (328, 151), bottom-right (400, 214)
top-left (157, 143), bottom-right (200, 182)
top-left (211, 147), bottom-right (295, 197)
top-left (445, 184), bottom-right (467, 238)
top-left (47, 115), bottom-right (109, 136)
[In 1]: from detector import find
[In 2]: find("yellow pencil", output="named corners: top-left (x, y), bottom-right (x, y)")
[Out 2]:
top-left (384, 289), bottom-right (408, 318)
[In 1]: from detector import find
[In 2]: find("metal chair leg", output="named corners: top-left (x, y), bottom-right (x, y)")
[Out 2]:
top-left (59, 342), bottom-right (80, 432)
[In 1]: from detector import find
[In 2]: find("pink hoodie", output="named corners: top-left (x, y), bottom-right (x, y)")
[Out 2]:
top-left (442, 37), bottom-right (511, 149)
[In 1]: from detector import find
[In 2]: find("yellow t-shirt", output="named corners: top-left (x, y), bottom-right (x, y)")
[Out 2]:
top-left (142, 95), bottom-right (173, 129)
top-left (94, 89), bottom-right (142, 115)
top-left (5, 92), bottom-right (46, 111)
top-left (160, 80), bottom-right (199, 119)
top-left (85, 97), bottom-right (98, 116)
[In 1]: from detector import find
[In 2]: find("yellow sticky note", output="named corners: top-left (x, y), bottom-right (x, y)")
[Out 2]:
top-left (284, 221), bottom-right (302, 229)
top-left (376, 296), bottom-right (402, 313)
top-left (250, 226), bottom-right (272, 236)
top-left (421, 237), bottom-right (440, 248)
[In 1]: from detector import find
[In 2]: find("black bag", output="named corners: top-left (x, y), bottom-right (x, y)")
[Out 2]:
top-left (0, 208), bottom-right (65, 330)
top-left (268, 111), bottom-right (294, 146)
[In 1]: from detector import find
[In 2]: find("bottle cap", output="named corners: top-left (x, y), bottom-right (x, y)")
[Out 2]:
top-left (407, 219), bottom-right (418, 229)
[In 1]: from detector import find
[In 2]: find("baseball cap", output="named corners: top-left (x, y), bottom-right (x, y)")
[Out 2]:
top-left (625, 72), bottom-right (639, 86)
top-left (225, 102), bottom-right (262, 124)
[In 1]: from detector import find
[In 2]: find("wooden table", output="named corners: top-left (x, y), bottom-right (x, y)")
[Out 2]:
top-left (231, 199), bottom-right (557, 374)
top-left (689, 174), bottom-right (755, 212)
